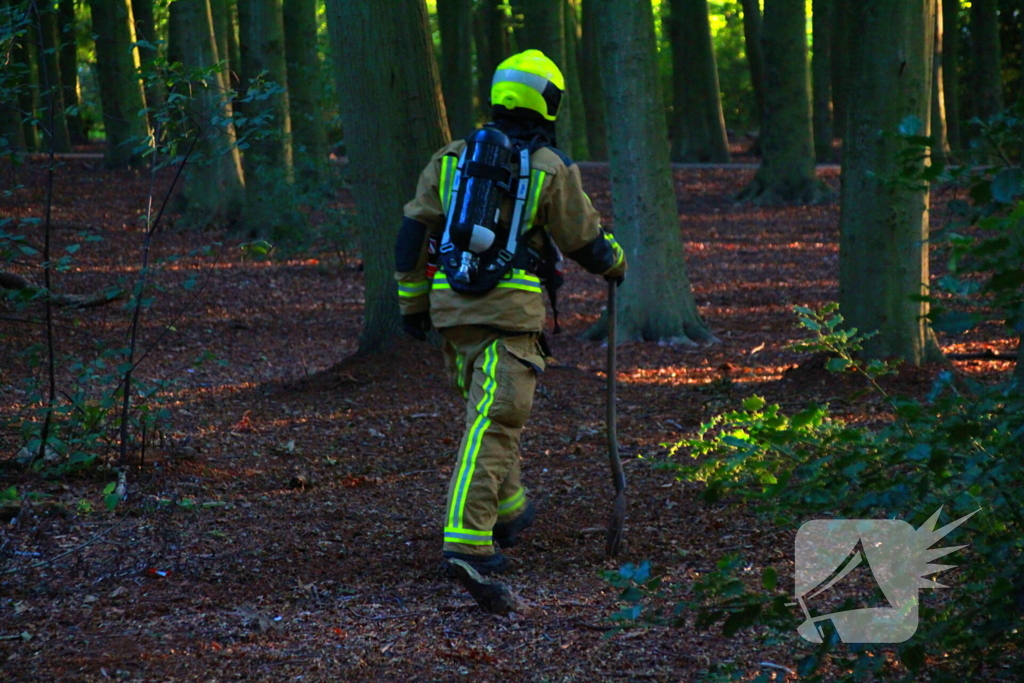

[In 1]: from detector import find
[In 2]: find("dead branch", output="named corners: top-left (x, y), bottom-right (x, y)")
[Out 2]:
top-left (0, 269), bottom-right (124, 308)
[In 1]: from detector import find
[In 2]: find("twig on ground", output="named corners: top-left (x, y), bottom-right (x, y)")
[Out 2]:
top-left (0, 514), bottom-right (129, 575)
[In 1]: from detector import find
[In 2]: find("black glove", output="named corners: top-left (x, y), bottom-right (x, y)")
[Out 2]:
top-left (402, 311), bottom-right (431, 341)
top-left (605, 273), bottom-right (625, 286)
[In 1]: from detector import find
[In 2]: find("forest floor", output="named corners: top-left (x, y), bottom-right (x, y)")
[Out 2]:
top-left (0, 148), bottom-right (1015, 682)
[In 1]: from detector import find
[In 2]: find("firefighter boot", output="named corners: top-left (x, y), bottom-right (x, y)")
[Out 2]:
top-left (442, 551), bottom-right (509, 576)
top-left (493, 501), bottom-right (536, 549)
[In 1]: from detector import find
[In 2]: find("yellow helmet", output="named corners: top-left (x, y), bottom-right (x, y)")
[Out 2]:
top-left (490, 50), bottom-right (565, 122)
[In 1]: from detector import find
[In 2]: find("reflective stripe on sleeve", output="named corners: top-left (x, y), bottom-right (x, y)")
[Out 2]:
top-left (397, 280), bottom-right (429, 298)
top-left (440, 155), bottom-right (458, 214)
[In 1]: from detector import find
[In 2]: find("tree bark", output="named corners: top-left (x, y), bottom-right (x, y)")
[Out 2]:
top-left (325, 0), bottom-right (450, 354)
top-left (438, 0), bottom-right (476, 137)
top-left (1, 0), bottom-right (28, 151)
top-left (839, 0), bottom-right (942, 364)
top-left (58, 0), bottom-right (86, 143)
top-left (88, 0), bottom-right (150, 168)
top-left (13, 16), bottom-right (40, 151)
top-left (941, 0), bottom-right (961, 150)
top-left (520, 0), bottom-right (574, 154)
top-left (283, 0), bottom-right (329, 182)
top-left (668, 0), bottom-right (730, 163)
top-left (209, 0), bottom-right (233, 87)
top-left (131, 0), bottom-right (165, 118)
top-left (237, 0), bottom-right (297, 237)
top-left (563, 0), bottom-right (588, 160)
top-left (738, 0), bottom-right (822, 205)
top-left (830, 0), bottom-right (850, 137)
top-left (739, 0), bottom-right (765, 127)
top-left (226, 0), bottom-right (242, 92)
top-left (168, 0), bottom-right (245, 230)
top-left (590, 0), bottom-right (713, 344)
top-left (970, 0), bottom-right (1003, 121)
top-left (34, 3), bottom-right (72, 152)
top-left (579, 0), bottom-right (607, 159)
top-left (473, 0), bottom-right (509, 122)
top-left (812, 0), bottom-right (834, 162)
top-left (931, 0), bottom-right (950, 159)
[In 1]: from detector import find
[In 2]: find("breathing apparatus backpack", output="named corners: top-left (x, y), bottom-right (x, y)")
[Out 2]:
top-left (438, 127), bottom-right (536, 295)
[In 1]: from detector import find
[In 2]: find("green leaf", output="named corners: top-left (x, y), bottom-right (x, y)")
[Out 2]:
top-left (762, 567), bottom-right (777, 591)
top-left (103, 481), bottom-right (117, 495)
top-left (0, 485), bottom-right (18, 502)
top-left (825, 358), bottom-right (853, 373)
top-left (742, 396), bottom-right (766, 412)
top-left (722, 605), bottom-right (761, 637)
top-left (991, 168), bottom-right (1023, 204)
top-left (103, 493), bottom-right (120, 512)
top-left (899, 115), bottom-right (924, 136)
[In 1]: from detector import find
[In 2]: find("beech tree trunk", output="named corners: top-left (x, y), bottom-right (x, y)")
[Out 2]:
top-left (283, 0), bottom-right (329, 182)
top-left (473, 0), bottom-right (509, 121)
top-left (941, 0), bottom-right (961, 150)
top-left (168, 0), bottom-right (245, 230)
top-left (839, 0), bottom-right (942, 364)
top-left (237, 0), bottom-right (296, 237)
top-left (970, 0), bottom-right (1003, 121)
top-left (812, 0), bottom-right (834, 162)
top-left (580, 0), bottom-right (607, 159)
top-left (520, 0), bottom-right (575, 154)
top-left (830, 0), bottom-right (850, 137)
top-left (1, 0), bottom-right (28, 151)
top-left (563, 0), bottom-right (588, 160)
top-left (131, 0), bottom-right (165, 118)
top-left (88, 0), bottom-right (150, 167)
top-left (34, 3), bottom-right (72, 152)
top-left (668, 0), bottom-right (730, 163)
top-left (438, 0), bottom-right (476, 137)
top-left (57, 0), bottom-right (86, 143)
top-left (739, 0), bottom-right (765, 127)
top-left (209, 0), bottom-right (232, 87)
top-left (590, 0), bottom-right (713, 344)
top-left (931, 0), bottom-right (950, 159)
top-left (13, 17), bottom-right (40, 151)
top-left (325, 0), bottom-right (450, 354)
top-left (738, 0), bottom-right (822, 204)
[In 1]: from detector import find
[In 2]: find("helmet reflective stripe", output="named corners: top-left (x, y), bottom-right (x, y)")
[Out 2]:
top-left (492, 68), bottom-right (551, 96)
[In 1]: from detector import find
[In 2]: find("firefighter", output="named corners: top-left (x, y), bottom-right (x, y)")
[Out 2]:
top-left (396, 50), bottom-right (627, 574)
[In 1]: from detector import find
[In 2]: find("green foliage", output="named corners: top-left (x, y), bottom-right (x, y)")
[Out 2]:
top-left (611, 305), bottom-right (1024, 680)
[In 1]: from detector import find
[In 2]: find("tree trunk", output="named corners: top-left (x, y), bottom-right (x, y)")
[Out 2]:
top-left (473, 0), bottom-right (510, 122)
top-left (564, 0), bottom-right (588, 160)
top-left (812, 0), bottom-right (834, 162)
top-left (739, 0), bottom-right (765, 127)
top-left (1, 0), bottom-right (28, 151)
top-left (830, 0), bottom-right (850, 137)
top-left (438, 0), bottom-right (476, 137)
top-left (34, 3), bottom-right (72, 152)
top-left (970, 0), bottom-right (1003, 121)
top-left (237, 0), bottom-right (297, 237)
top-left (668, 0), bottom-right (730, 163)
top-left (131, 0), bottom-right (165, 118)
top-left (738, 0), bottom-right (822, 204)
top-left (168, 0), bottom-right (245, 230)
top-left (210, 0), bottom-right (233, 86)
top-left (520, 0), bottom-right (574, 154)
top-left (13, 18), bottom-right (40, 151)
top-left (226, 0), bottom-right (242, 91)
top-left (590, 0), bottom-right (713, 344)
top-left (325, 0), bottom-right (450, 354)
top-left (580, 0), bottom-right (607, 159)
top-left (839, 0), bottom-right (942, 364)
top-left (931, 0), bottom-right (950, 159)
top-left (283, 0), bottom-right (329, 182)
top-left (88, 0), bottom-right (150, 168)
top-left (941, 0), bottom-right (961, 150)
top-left (58, 0), bottom-right (86, 143)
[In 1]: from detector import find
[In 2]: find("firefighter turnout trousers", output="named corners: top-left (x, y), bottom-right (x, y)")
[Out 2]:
top-left (440, 326), bottom-right (545, 556)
